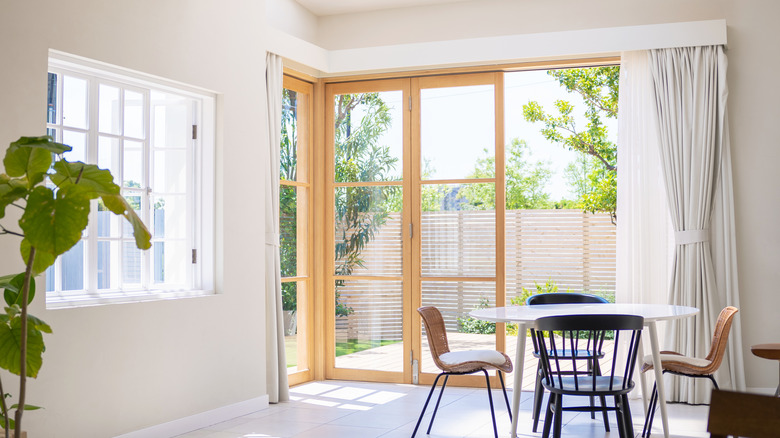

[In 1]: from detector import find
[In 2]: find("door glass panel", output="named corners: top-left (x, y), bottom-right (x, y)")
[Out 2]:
top-left (334, 185), bottom-right (402, 277)
top-left (421, 183), bottom-right (496, 277)
top-left (420, 281), bottom-right (497, 374)
top-left (334, 91), bottom-right (404, 183)
top-left (420, 84), bottom-right (494, 180)
top-left (334, 279), bottom-right (403, 372)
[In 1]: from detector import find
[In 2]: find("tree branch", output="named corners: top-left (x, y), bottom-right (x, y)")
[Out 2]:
top-left (0, 225), bottom-right (24, 238)
top-left (14, 246), bottom-right (35, 438)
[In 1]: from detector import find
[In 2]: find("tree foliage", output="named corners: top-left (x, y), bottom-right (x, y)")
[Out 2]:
top-left (523, 66), bottom-right (619, 223)
top-left (458, 139), bottom-right (553, 210)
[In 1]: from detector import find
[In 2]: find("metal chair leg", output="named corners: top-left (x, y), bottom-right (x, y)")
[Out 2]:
top-left (498, 371), bottom-right (512, 421)
top-left (412, 373), bottom-right (444, 438)
top-left (426, 374), bottom-right (450, 434)
top-left (482, 370), bottom-right (499, 438)
top-left (643, 381), bottom-right (658, 437)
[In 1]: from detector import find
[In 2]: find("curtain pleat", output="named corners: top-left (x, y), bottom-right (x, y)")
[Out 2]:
top-left (265, 52), bottom-right (289, 403)
top-left (648, 46), bottom-right (744, 403)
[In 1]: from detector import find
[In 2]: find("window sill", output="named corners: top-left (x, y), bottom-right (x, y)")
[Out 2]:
top-left (45, 289), bottom-right (216, 310)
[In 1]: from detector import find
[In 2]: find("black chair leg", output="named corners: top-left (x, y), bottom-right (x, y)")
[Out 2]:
top-left (426, 374), bottom-right (450, 434)
top-left (588, 360), bottom-right (596, 419)
top-left (482, 370), bottom-right (499, 438)
top-left (498, 371), bottom-right (512, 421)
top-left (542, 393), bottom-right (555, 438)
top-left (622, 394), bottom-right (635, 438)
top-left (412, 373), bottom-right (445, 438)
top-left (599, 395), bottom-right (611, 431)
top-left (532, 365), bottom-right (545, 432)
top-left (642, 381), bottom-right (658, 437)
top-left (614, 395), bottom-right (626, 438)
top-left (552, 393), bottom-right (564, 438)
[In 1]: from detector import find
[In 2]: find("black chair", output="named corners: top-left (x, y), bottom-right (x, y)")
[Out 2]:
top-left (526, 292), bottom-right (610, 432)
top-left (534, 314), bottom-right (644, 438)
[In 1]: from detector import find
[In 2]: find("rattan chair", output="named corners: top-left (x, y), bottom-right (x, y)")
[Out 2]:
top-left (413, 306), bottom-right (513, 438)
top-left (535, 314), bottom-right (644, 438)
top-left (526, 292), bottom-right (611, 432)
top-left (641, 306), bottom-right (739, 437)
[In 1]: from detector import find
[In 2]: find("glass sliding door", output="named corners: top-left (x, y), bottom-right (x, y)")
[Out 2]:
top-left (280, 75), bottom-right (313, 386)
top-left (326, 79), bottom-right (411, 382)
top-left (412, 73), bottom-right (506, 387)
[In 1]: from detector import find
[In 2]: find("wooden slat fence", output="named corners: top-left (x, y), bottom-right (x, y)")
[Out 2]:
top-left (335, 209), bottom-right (615, 342)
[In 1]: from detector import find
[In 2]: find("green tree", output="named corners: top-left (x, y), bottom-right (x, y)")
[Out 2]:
top-left (279, 89), bottom-right (299, 312)
top-left (523, 66), bottom-right (619, 223)
top-left (457, 139), bottom-right (553, 210)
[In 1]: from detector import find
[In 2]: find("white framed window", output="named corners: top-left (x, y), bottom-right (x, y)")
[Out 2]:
top-left (45, 51), bottom-right (215, 308)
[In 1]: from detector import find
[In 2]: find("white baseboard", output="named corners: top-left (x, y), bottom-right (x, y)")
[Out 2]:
top-left (114, 395), bottom-right (270, 438)
top-left (746, 386), bottom-right (777, 395)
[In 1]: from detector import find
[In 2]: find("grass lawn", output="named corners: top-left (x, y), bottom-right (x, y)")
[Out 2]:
top-left (286, 337), bottom-right (402, 369)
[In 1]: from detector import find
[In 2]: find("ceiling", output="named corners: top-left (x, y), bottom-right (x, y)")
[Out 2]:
top-left (294, 0), bottom-right (470, 16)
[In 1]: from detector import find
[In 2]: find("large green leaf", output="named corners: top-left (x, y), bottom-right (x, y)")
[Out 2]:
top-left (9, 136), bottom-right (71, 154)
top-left (50, 160), bottom-right (120, 198)
top-left (1, 273), bottom-right (35, 307)
top-left (20, 239), bottom-right (56, 276)
top-left (2, 147), bottom-right (51, 187)
top-left (0, 316), bottom-right (45, 377)
top-left (102, 193), bottom-right (152, 250)
top-left (0, 174), bottom-right (29, 219)
top-left (19, 186), bottom-right (90, 258)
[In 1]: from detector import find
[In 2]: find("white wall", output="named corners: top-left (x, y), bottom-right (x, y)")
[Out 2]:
top-left (0, 0), bottom-right (270, 436)
top-left (316, 0), bottom-right (727, 50)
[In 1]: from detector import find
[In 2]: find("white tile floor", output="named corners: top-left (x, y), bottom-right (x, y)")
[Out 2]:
top-left (174, 380), bottom-right (710, 438)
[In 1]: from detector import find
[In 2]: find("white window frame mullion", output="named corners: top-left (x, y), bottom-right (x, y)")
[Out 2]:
top-left (86, 76), bottom-right (100, 295)
top-left (141, 89), bottom-right (151, 290)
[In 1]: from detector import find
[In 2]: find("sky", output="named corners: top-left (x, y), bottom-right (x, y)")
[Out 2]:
top-left (361, 68), bottom-right (617, 201)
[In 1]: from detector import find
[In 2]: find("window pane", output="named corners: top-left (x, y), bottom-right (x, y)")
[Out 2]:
top-left (280, 185), bottom-right (297, 278)
top-left (153, 240), bottom-right (187, 286)
top-left (125, 90), bottom-right (144, 139)
top-left (62, 130), bottom-right (86, 162)
top-left (282, 281), bottom-right (299, 369)
top-left (61, 240), bottom-right (85, 291)
top-left (334, 91), bottom-right (403, 183)
top-left (123, 141), bottom-right (143, 188)
top-left (281, 88), bottom-right (299, 181)
top-left (96, 240), bottom-right (115, 289)
top-left (122, 242), bottom-right (142, 284)
top-left (151, 91), bottom-right (189, 149)
top-left (62, 75), bottom-right (88, 129)
top-left (421, 183), bottom-right (495, 277)
top-left (153, 150), bottom-right (187, 193)
top-left (99, 84), bottom-right (121, 135)
top-left (421, 85), bottom-right (494, 180)
top-left (98, 136), bottom-right (121, 177)
top-left (334, 279), bottom-right (403, 372)
top-left (334, 186), bottom-right (402, 277)
top-left (47, 73), bottom-right (57, 124)
top-left (152, 195), bottom-right (185, 239)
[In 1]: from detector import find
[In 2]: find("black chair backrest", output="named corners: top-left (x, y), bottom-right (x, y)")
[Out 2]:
top-left (526, 293), bottom-right (609, 354)
top-left (534, 314), bottom-right (644, 393)
top-left (526, 292), bottom-right (609, 306)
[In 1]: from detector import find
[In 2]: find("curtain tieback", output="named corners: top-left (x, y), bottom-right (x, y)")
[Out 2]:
top-left (265, 232), bottom-right (280, 247)
top-left (675, 229), bottom-right (709, 245)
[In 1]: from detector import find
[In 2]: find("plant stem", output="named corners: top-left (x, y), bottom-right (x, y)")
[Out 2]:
top-left (0, 373), bottom-right (8, 438)
top-left (14, 246), bottom-right (35, 438)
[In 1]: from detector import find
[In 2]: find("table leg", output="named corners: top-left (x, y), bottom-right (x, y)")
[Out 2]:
top-left (648, 321), bottom-right (669, 438)
top-left (637, 335), bottom-right (649, 416)
top-left (510, 322), bottom-right (527, 438)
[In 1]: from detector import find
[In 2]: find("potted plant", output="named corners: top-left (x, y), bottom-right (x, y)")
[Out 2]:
top-left (0, 136), bottom-right (151, 437)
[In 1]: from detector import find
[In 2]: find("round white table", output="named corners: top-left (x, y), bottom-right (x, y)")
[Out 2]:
top-left (470, 303), bottom-right (699, 438)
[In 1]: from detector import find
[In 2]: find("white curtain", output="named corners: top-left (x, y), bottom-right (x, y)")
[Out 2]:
top-left (616, 51), bottom-right (672, 308)
top-left (616, 51), bottom-right (673, 400)
top-left (648, 46), bottom-right (744, 403)
top-left (265, 52), bottom-right (289, 403)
